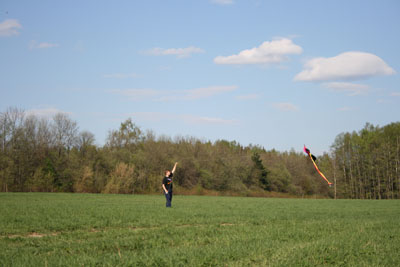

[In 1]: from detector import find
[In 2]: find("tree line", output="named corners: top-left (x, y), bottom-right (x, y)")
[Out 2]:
top-left (330, 123), bottom-right (400, 199)
top-left (1, 107), bottom-right (399, 199)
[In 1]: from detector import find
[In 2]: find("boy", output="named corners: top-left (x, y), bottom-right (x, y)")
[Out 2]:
top-left (162, 162), bottom-right (178, 207)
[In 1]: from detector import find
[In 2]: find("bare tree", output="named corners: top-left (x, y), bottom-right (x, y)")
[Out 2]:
top-left (76, 130), bottom-right (95, 156)
top-left (0, 108), bottom-right (25, 191)
top-left (51, 113), bottom-right (78, 156)
top-left (36, 117), bottom-right (52, 150)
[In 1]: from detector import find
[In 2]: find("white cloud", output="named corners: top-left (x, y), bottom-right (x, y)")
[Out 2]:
top-left (104, 73), bottom-right (139, 79)
top-left (272, 102), bottom-right (299, 111)
top-left (0, 19), bottom-right (22, 36)
top-left (323, 82), bottom-right (370, 96)
top-left (391, 92), bottom-right (400, 96)
top-left (211, 0), bottom-right (234, 5)
top-left (29, 40), bottom-right (59, 49)
top-left (26, 107), bottom-right (71, 118)
top-left (295, 51), bottom-right (395, 82)
top-left (143, 46), bottom-right (205, 58)
top-left (214, 38), bottom-right (302, 65)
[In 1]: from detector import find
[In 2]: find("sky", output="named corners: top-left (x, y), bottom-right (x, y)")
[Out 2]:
top-left (1, 0), bottom-right (399, 155)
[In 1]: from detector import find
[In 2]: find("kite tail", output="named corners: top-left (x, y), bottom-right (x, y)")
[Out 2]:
top-left (304, 145), bottom-right (333, 186)
top-left (309, 154), bottom-right (333, 186)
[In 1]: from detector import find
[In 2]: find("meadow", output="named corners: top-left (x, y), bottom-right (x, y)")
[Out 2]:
top-left (0, 193), bottom-right (399, 266)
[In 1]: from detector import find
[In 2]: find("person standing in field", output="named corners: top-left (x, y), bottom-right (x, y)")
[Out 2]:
top-left (162, 162), bottom-right (178, 208)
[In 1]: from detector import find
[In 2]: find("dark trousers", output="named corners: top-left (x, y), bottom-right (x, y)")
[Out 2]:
top-left (165, 191), bottom-right (173, 207)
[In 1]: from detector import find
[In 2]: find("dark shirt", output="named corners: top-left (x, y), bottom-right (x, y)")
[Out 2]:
top-left (162, 173), bottom-right (173, 192)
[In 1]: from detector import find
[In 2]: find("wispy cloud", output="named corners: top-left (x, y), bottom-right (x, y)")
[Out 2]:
top-left (143, 46), bottom-right (205, 58)
top-left (214, 38), bottom-right (302, 65)
top-left (0, 19), bottom-right (22, 36)
top-left (272, 102), bottom-right (299, 111)
top-left (111, 85), bottom-right (238, 102)
top-left (323, 82), bottom-right (370, 96)
top-left (377, 99), bottom-right (389, 104)
top-left (126, 112), bottom-right (171, 122)
top-left (211, 0), bottom-right (234, 5)
top-left (29, 40), bottom-right (59, 49)
top-left (295, 51), bottom-right (395, 82)
top-left (26, 107), bottom-right (72, 118)
top-left (181, 114), bottom-right (238, 125)
top-left (104, 72), bottom-right (139, 79)
top-left (182, 85), bottom-right (237, 100)
top-left (110, 89), bottom-right (161, 101)
top-left (235, 94), bottom-right (260, 100)
top-left (337, 107), bottom-right (353, 112)
top-left (157, 85), bottom-right (238, 101)
top-left (74, 40), bottom-right (86, 52)
top-left (129, 112), bottom-right (238, 125)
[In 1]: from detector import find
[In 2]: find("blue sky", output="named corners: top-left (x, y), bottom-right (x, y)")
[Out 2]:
top-left (1, 0), bottom-right (399, 155)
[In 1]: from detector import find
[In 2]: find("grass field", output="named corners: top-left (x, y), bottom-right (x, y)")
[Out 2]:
top-left (1, 193), bottom-right (399, 266)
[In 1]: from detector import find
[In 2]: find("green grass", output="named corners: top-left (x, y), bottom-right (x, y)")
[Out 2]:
top-left (1, 193), bottom-right (399, 266)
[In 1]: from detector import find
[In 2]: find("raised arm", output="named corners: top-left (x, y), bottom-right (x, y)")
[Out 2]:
top-left (171, 162), bottom-right (178, 174)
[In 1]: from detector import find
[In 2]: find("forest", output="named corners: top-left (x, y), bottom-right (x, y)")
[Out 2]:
top-left (1, 107), bottom-right (399, 199)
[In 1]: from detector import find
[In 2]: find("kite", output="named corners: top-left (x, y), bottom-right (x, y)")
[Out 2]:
top-left (304, 145), bottom-right (333, 186)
